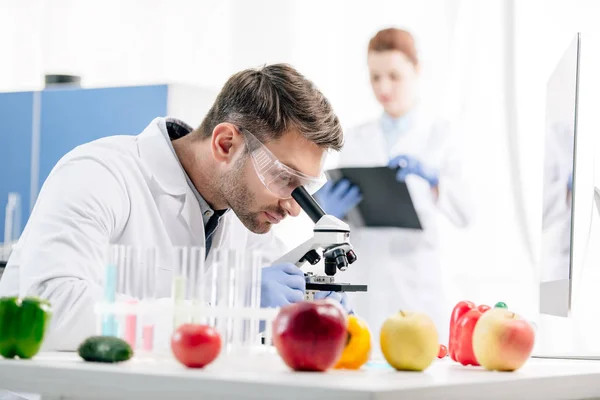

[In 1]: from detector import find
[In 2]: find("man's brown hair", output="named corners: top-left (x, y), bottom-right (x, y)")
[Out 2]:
top-left (368, 28), bottom-right (418, 67)
top-left (195, 63), bottom-right (343, 151)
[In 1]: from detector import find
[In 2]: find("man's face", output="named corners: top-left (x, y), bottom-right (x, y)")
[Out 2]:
top-left (221, 130), bottom-right (325, 234)
top-left (368, 50), bottom-right (419, 117)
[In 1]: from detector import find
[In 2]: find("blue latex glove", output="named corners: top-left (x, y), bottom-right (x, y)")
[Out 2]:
top-left (388, 155), bottom-right (439, 188)
top-left (314, 291), bottom-right (353, 314)
top-left (314, 179), bottom-right (363, 219)
top-left (568, 172), bottom-right (573, 192)
top-left (260, 263), bottom-right (306, 308)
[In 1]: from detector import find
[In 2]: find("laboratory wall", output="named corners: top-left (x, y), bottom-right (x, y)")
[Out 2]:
top-left (1, 0), bottom-right (598, 332)
top-left (0, 83), bottom-right (216, 244)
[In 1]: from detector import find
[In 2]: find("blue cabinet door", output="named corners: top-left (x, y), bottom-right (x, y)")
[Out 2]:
top-left (0, 92), bottom-right (33, 243)
top-left (39, 85), bottom-right (168, 191)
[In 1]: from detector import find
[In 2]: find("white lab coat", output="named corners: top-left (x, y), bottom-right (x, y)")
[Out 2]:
top-left (0, 117), bottom-right (283, 351)
top-left (331, 106), bottom-right (471, 350)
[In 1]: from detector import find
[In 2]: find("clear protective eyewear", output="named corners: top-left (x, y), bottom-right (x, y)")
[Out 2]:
top-left (238, 127), bottom-right (327, 199)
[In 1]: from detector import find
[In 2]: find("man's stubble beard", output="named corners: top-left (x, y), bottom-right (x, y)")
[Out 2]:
top-left (220, 156), bottom-right (273, 234)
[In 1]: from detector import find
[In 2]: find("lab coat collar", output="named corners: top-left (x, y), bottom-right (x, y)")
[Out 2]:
top-left (380, 104), bottom-right (419, 136)
top-left (137, 117), bottom-right (191, 196)
top-left (137, 117), bottom-right (209, 245)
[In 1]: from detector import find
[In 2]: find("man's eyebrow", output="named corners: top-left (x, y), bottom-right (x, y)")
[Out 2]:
top-left (281, 161), bottom-right (322, 179)
top-left (282, 161), bottom-right (300, 171)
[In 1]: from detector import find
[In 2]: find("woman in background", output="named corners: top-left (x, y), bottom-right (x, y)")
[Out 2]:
top-left (316, 27), bottom-right (471, 351)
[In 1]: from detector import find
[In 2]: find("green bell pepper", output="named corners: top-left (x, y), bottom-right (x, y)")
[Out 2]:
top-left (0, 297), bottom-right (52, 359)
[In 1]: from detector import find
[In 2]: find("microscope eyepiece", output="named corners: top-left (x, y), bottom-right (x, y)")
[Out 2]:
top-left (291, 186), bottom-right (326, 223)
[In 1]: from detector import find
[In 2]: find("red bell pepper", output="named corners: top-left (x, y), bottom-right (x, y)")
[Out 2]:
top-left (477, 304), bottom-right (491, 313)
top-left (454, 309), bottom-right (483, 366)
top-left (448, 301), bottom-right (474, 361)
top-left (448, 301), bottom-right (491, 365)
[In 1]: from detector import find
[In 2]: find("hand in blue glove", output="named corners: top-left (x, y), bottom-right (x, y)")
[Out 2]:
top-left (388, 155), bottom-right (439, 188)
top-left (261, 263), bottom-right (306, 308)
top-left (314, 179), bottom-right (363, 219)
top-left (314, 290), bottom-right (353, 314)
top-left (568, 172), bottom-right (573, 192)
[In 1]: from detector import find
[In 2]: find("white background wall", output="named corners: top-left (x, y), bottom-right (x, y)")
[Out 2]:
top-left (2, 0), bottom-right (600, 338)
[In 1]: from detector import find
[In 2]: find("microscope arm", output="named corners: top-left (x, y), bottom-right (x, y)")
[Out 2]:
top-left (273, 215), bottom-right (353, 269)
top-left (274, 230), bottom-right (353, 268)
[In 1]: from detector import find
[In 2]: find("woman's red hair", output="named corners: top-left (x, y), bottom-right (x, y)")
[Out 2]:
top-left (368, 28), bottom-right (418, 66)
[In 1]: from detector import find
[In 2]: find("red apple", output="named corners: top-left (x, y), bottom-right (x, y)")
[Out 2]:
top-left (171, 324), bottom-right (222, 368)
top-left (472, 308), bottom-right (536, 371)
top-left (272, 299), bottom-right (348, 372)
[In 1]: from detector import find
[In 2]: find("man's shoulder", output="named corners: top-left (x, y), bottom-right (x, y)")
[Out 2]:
top-left (67, 134), bottom-right (137, 156)
top-left (42, 135), bottom-right (145, 194)
top-left (56, 135), bottom-right (139, 169)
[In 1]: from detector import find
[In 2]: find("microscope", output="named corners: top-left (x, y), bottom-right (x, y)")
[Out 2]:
top-left (273, 186), bottom-right (368, 300)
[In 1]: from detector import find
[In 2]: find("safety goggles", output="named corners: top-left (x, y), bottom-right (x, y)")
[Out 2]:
top-left (238, 126), bottom-right (327, 199)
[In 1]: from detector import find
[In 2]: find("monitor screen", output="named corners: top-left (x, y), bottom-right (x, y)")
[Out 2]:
top-left (541, 34), bottom-right (580, 285)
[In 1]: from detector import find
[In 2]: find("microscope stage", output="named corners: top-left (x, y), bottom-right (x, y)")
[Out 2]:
top-left (306, 282), bottom-right (368, 292)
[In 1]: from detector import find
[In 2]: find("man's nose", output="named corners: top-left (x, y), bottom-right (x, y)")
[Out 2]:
top-left (280, 197), bottom-right (301, 217)
top-left (378, 79), bottom-right (392, 94)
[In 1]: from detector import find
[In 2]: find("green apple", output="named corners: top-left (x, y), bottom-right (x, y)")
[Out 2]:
top-left (380, 311), bottom-right (439, 371)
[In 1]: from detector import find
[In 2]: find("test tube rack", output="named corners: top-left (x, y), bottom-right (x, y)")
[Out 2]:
top-left (95, 244), bottom-right (278, 359)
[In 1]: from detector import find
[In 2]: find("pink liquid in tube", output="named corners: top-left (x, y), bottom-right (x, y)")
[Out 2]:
top-left (124, 300), bottom-right (137, 348)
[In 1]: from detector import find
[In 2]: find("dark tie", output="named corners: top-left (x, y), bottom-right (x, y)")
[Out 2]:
top-left (204, 213), bottom-right (221, 258)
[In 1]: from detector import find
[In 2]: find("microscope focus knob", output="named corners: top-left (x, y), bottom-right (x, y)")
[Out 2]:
top-left (346, 250), bottom-right (357, 264)
top-left (301, 249), bottom-right (321, 265)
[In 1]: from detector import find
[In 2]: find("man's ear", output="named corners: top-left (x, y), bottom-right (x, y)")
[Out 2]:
top-left (211, 123), bottom-right (243, 164)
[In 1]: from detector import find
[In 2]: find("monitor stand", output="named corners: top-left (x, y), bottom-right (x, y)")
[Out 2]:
top-left (533, 353), bottom-right (600, 360)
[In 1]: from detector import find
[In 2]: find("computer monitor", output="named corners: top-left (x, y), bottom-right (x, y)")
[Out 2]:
top-left (534, 32), bottom-right (600, 359)
top-left (539, 33), bottom-right (580, 317)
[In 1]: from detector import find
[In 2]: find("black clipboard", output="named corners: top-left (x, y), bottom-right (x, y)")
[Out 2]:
top-left (326, 166), bottom-right (422, 230)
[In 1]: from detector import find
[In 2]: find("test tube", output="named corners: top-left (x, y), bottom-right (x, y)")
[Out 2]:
top-left (213, 248), bottom-right (236, 352)
top-left (172, 247), bottom-right (186, 329)
top-left (187, 247), bottom-right (206, 324)
top-left (124, 299), bottom-right (138, 348)
top-left (206, 253), bottom-right (220, 327)
top-left (140, 247), bottom-right (158, 352)
top-left (248, 250), bottom-right (263, 347)
top-left (115, 245), bottom-right (132, 341)
top-left (230, 250), bottom-right (247, 350)
top-left (102, 245), bottom-right (119, 336)
top-left (231, 249), bottom-right (246, 351)
top-left (3, 193), bottom-right (21, 261)
top-left (123, 246), bottom-right (158, 350)
top-left (173, 246), bottom-right (204, 328)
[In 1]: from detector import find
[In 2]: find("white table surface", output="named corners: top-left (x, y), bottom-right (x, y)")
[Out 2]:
top-left (2, 351), bottom-right (600, 400)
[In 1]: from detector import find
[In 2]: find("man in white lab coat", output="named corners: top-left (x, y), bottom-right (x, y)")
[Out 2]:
top-left (315, 28), bottom-right (471, 348)
top-left (0, 64), bottom-right (348, 350)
